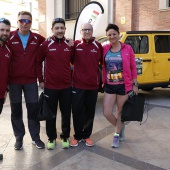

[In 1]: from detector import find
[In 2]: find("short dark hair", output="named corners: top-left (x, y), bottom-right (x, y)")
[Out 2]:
top-left (52, 18), bottom-right (65, 28)
top-left (0, 18), bottom-right (11, 26)
top-left (18, 11), bottom-right (32, 20)
top-left (105, 23), bottom-right (120, 34)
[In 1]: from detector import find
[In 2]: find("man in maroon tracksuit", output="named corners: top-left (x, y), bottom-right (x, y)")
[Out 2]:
top-left (37, 18), bottom-right (74, 149)
top-left (0, 18), bottom-right (12, 160)
top-left (70, 23), bottom-right (103, 147)
top-left (8, 11), bottom-right (45, 150)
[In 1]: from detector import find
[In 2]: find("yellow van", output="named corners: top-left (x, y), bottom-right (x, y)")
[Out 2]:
top-left (98, 31), bottom-right (170, 91)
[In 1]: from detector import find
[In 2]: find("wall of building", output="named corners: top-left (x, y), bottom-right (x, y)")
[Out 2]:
top-left (114, 0), bottom-right (133, 31)
top-left (38, 0), bottom-right (46, 37)
top-left (115, 0), bottom-right (170, 31)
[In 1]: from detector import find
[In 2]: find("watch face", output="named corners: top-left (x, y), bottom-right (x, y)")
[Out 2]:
top-left (133, 82), bottom-right (139, 86)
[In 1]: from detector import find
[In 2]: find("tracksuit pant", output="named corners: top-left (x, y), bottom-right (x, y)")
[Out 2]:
top-left (72, 88), bottom-right (98, 140)
top-left (0, 98), bottom-right (4, 114)
top-left (44, 87), bottom-right (72, 140)
top-left (9, 82), bottom-right (40, 142)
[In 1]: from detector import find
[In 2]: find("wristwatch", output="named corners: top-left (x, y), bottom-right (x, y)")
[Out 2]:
top-left (133, 82), bottom-right (139, 87)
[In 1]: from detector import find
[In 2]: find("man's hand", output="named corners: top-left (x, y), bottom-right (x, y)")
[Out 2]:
top-left (67, 38), bottom-right (74, 46)
top-left (39, 82), bottom-right (44, 89)
top-left (46, 37), bottom-right (51, 41)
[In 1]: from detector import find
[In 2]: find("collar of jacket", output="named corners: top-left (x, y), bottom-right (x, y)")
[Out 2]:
top-left (11, 29), bottom-right (32, 37)
top-left (52, 36), bottom-right (66, 43)
top-left (81, 37), bottom-right (95, 43)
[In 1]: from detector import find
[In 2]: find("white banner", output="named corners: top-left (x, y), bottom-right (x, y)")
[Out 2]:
top-left (73, 1), bottom-right (104, 40)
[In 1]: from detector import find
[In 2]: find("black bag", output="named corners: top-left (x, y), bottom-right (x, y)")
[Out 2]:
top-left (121, 93), bottom-right (145, 122)
top-left (36, 92), bottom-right (55, 121)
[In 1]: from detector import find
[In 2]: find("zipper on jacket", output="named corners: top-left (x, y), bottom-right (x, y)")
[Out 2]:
top-left (0, 46), bottom-right (2, 70)
top-left (58, 41), bottom-right (63, 83)
top-left (22, 34), bottom-right (34, 83)
top-left (59, 39), bottom-right (61, 45)
top-left (85, 42), bottom-right (88, 77)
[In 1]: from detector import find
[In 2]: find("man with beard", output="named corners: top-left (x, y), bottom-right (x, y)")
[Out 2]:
top-left (36, 18), bottom-right (74, 149)
top-left (8, 11), bottom-right (45, 150)
top-left (0, 18), bottom-right (12, 160)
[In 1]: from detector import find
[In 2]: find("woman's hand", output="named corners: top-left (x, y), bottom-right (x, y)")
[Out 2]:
top-left (133, 85), bottom-right (138, 95)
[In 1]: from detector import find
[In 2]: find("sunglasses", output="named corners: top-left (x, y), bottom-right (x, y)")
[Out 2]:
top-left (18, 19), bottom-right (32, 24)
top-left (0, 18), bottom-right (5, 22)
top-left (81, 29), bottom-right (92, 33)
top-left (0, 18), bottom-right (9, 23)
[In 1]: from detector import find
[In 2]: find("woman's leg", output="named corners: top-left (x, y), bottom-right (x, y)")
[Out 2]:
top-left (103, 93), bottom-right (117, 126)
top-left (111, 94), bottom-right (128, 148)
top-left (115, 94), bottom-right (128, 134)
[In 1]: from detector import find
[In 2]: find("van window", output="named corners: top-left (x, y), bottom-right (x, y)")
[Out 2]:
top-left (124, 36), bottom-right (149, 54)
top-left (98, 37), bottom-right (109, 46)
top-left (97, 34), bottom-right (123, 46)
top-left (154, 35), bottom-right (170, 53)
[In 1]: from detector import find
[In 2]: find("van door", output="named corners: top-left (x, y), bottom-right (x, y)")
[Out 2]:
top-left (123, 34), bottom-right (154, 84)
top-left (153, 34), bottom-right (170, 81)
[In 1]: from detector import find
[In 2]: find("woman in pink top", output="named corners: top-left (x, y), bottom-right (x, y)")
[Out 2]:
top-left (102, 24), bottom-right (138, 148)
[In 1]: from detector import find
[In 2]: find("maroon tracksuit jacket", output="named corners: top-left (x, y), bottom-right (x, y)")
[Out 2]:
top-left (0, 43), bottom-right (12, 98)
top-left (73, 38), bottom-right (103, 90)
top-left (8, 29), bottom-right (45, 84)
top-left (36, 36), bottom-right (74, 89)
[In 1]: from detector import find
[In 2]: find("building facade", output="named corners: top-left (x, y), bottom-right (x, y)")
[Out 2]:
top-left (38, 0), bottom-right (170, 38)
top-left (0, 0), bottom-right (170, 38)
top-left (0, 0), bottom-right (39, 32)
top-left (115, 0), bottom-right (170, 31)
top-left (38, 0), bottom-right (114, 38)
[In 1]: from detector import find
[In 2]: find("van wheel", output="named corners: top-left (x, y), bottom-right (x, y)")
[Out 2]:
top-left (141, 87), bottom-right (154, 91)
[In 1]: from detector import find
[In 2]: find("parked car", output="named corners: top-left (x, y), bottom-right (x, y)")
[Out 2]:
top-left (98, 31), bottom-right (170, 91)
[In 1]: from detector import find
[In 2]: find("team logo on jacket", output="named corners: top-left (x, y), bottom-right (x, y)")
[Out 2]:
top-left (30, 41), bottom-right (37, 45)
top-left (64, 48), bottom-right (70, 51)
top-left (49, 49), bottom-right (56, 51)
top-left (12, 42), bottom-right (19, 44)
top-left (76, 48), bottom-right (83, 51)
top-left (91, 49), bottom-right (97, 53)
top-left (5, 54), bottom-right (10, 58)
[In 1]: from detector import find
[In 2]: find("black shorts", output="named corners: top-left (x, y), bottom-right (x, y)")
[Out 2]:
top-left (104, 84), bottom-right (126, 95)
